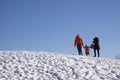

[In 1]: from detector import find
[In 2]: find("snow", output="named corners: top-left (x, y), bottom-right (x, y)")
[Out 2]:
top-left (0, 51), bottom-right (120, 80)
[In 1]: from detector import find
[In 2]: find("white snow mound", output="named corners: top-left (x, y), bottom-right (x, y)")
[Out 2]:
top-left (0, 51), bottom-right (120, 80)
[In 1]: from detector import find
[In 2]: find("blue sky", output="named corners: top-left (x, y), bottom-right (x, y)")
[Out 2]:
top-left (0, 0), bottom-right (120, 58)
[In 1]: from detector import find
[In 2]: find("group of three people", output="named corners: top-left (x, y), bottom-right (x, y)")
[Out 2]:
top-left (74, 34), bottom-right (100, 57)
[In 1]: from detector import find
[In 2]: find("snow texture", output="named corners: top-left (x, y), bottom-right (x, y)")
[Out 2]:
top-left (0, 51), bottom-right (120, 80)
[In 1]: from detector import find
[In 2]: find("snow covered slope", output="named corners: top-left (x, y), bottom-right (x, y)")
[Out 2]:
top-left (0, 51), bottom-right (120, 80)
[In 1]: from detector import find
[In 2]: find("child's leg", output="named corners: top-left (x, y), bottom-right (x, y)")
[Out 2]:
top-left (86, 52), bottom-right (89, 56)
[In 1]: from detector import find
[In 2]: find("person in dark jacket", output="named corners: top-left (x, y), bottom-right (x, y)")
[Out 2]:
top-left (74, 35), bottom-right (84, 55)
top-left (92, 36), bottom-right (100, 57)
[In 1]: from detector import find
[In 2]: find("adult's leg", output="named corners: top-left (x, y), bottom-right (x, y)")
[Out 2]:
top-left (94, 49), bottom-right (96, 57)
top-left (97, 49), bottom-right (100, 57)
top-left (77, 44), bottom-right (82, 55)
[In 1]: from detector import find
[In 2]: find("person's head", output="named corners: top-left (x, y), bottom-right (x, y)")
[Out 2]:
top-left (94, 34), bottom-right (99, 38)
top-left (76, 34), bottom-right (79, 37)
top-left (75, 34), bottom-right (79, 38)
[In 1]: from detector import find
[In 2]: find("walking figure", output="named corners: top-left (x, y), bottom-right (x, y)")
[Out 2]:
top-left (92, 36), bottom-right (100, 57)
top-left (74, 35), bottom-right (84, 55)
top-left (84, 44), bottom-right (90, 56)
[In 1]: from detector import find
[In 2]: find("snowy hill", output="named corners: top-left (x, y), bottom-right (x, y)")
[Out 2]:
top-left (0, 51), bottom-right (120, 80)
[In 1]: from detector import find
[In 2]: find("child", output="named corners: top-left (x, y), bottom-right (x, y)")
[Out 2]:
top-left (84, 44), bottom-right (90, 56)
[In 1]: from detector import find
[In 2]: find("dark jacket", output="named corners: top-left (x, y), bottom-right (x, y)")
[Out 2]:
top-left (93, 37), bottom-right (100, 50)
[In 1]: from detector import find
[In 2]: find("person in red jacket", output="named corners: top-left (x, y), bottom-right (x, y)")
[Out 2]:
top-left (74, 34), bottom-right (84, 55)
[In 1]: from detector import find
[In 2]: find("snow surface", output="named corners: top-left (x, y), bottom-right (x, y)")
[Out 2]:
top-left (0, 51), bottom-right (120, 80)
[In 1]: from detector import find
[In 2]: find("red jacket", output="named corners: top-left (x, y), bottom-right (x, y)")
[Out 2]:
top-left (74, 35), bottom-right (83, 46)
